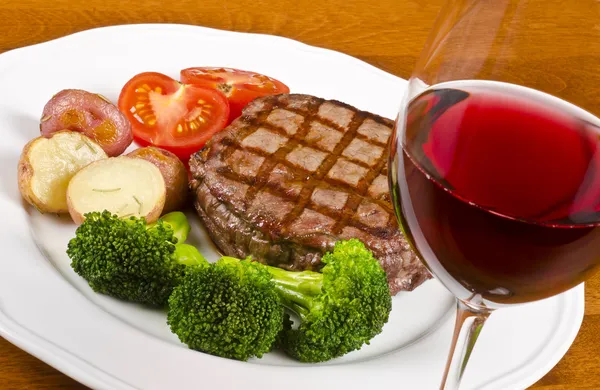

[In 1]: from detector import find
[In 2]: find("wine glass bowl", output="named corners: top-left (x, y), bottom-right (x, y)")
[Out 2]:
top-left (394, 81), bottom-right (600, 307)
top-left (389, 1), bottom-right (600, 388)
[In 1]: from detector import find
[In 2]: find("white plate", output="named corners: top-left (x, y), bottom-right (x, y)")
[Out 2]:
top-left (0, 24), bottom-right (584, 390)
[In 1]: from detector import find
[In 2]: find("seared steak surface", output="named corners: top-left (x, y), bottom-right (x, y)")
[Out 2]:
top-left (189, 94), bottom-right (430, 294)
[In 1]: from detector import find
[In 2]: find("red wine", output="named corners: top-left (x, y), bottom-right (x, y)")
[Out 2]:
top-left (395, 81), bottom-right (600, 305)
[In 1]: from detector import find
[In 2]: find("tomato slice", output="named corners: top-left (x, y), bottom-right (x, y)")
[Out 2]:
top-left (118, 72), bottom-right (229, 163)
top-left (180, 67), bottom-right (290, 124)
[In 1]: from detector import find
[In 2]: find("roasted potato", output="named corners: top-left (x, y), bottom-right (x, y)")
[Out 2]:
top-left (128, 147), bottom-right (188, 213)
top-left (40, 89), bottom-right (133, 157)
top-left (18, 131), bottom-right (107, 213)
top-left (66, 156), bottom-right (166, 224)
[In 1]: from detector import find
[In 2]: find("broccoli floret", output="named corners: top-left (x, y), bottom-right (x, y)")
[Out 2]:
top-left (269, 239), bottom-right (392, 362)
top-left (168, 239), bottom-right (391, 362)
top-left (167, 258), bottom-right (284, 361)
top-left (67, 210), bottom-right (207, 306)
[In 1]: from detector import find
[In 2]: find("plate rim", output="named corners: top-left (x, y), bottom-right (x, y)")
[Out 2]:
top-left (0, 23), bottom-right (586, 390)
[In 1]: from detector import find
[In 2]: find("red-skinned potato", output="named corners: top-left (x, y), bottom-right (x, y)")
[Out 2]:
top-left (40, 89), bottom-right (132, 156)
top-left (127, 147), bottom-right (188, 213)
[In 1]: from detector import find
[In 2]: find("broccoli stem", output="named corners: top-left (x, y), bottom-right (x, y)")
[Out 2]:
top-left (282, 298), bottom-right (311, 320)
top-left (218, 256), bottom-right (323, 320)
top-left (147, 212), bottom-right (191, 243)
top-left (173, 244), bottom-right (207, 266)
top-left (263, 266), bottom-right (323, 320)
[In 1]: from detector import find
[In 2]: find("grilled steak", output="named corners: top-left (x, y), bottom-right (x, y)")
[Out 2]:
top-left (189, 94), bottom-right (430, 294)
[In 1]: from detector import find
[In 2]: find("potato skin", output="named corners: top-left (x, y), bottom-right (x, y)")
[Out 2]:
top-left (67, 202), bottom-right (87, 225)
top-left (17, 138), bottom-right (48, 212)
top-left (40, 89), bottom-right (133, 157)
top-left (128, 147), bottom-right (188, 213)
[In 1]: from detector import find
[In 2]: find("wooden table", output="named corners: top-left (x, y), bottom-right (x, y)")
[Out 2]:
top-left (1, 0), bottom-right (599, 388)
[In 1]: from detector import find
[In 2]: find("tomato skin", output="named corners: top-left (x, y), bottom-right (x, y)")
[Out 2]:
top-left (118, 72), bottom-right (229, 163)
top-left (180, 67), bottom-right (290, 123)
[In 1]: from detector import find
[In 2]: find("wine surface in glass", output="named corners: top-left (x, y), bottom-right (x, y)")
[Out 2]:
top-left (396, 80), bottom-right (600, 305)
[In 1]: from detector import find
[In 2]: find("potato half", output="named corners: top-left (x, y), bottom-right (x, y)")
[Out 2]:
top-left (66, 156), bottom-right (166, 224)
top-left (18, 131), bottom-right (107, 213)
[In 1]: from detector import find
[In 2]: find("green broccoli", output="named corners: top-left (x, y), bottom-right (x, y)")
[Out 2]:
top-left (269, 239), bottom-right (392, 362)
top-left (167, 258), bottom-right (284, 361)
top-left (167, 239), bottom-right (391, 362)
top-left (155, 211), bottom-right (191, 244)
top-left (67, 210), bottom-right (207, 306)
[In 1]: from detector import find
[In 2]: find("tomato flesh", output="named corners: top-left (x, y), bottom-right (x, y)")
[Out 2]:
top-left (118, 72), bottom-right (229, 163)
top-left (180, 67), bottom-right (290, 123)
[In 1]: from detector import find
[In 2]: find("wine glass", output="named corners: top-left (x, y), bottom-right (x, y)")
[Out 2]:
top-left (389, 1), bottom-right (600, 388)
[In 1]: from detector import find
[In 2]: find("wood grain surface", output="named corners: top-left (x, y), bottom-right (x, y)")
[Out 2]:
top-left (1, 0), bottom-right (599, 388)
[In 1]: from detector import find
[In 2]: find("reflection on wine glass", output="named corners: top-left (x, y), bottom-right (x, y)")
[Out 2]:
top-left (388, 1), bottom-right (600, 388)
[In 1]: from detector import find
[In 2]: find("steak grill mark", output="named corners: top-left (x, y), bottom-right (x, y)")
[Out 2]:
top-left (214, 97), bottom-right (396, 239)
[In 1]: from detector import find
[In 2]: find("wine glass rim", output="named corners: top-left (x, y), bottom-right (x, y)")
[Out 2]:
top-left (406, 78), bottom-right (600, 126)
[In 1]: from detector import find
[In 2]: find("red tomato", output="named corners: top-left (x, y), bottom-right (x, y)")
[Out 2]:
top-left (118, 72), bottom-right (229, 163)
top-left (180, 67), bottom-right (290, 123)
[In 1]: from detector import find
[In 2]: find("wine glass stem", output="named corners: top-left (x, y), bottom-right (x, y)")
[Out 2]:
top-left (440, 299), bottom-right (492, 390)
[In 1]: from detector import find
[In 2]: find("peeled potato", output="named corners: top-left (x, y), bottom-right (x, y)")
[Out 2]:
top-left (66, 156), bottom-right (166, 224)
top-left (18, 131), bottom-right (108, 213)
top-left (127, 147), bottom-right (188, 213)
